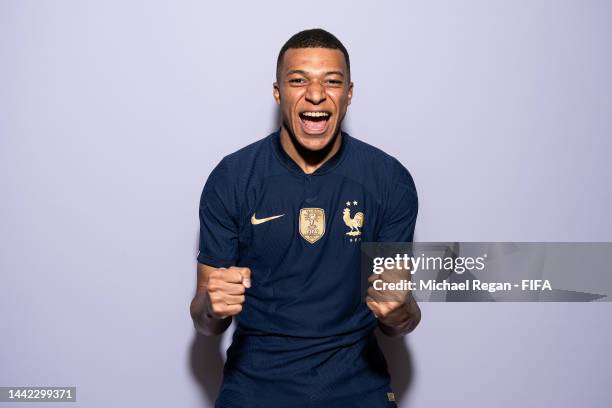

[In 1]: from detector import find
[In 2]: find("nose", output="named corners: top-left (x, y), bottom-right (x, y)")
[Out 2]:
top-left (305, 80), bottom-right (326, 105)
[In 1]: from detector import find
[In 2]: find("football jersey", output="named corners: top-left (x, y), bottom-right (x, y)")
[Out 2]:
top-left (197, 130), bottom-right (418, 408)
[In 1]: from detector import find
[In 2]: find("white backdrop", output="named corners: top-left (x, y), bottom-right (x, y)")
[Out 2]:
top-left (2, 1), bottom-right (611, 407)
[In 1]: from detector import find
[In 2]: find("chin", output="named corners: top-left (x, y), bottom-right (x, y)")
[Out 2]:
top-left (294, 133), bottom-right (333, 151)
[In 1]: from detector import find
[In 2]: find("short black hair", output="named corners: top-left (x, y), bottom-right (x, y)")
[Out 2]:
top-left (276, 28), bottom-right (350, 82)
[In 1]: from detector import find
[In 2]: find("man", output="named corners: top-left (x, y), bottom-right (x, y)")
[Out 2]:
top-left (190, 28), bottom-right (420, 408)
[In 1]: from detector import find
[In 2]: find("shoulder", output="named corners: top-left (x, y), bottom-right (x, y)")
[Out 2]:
top-left (345, 134), bottom-right (418, 227)
top-left (344, 133), bottom-right (416, 190)
top-left (202, 132), bottom-right (279, 217)
top-left (217, 134), bottom-right (271, 172)
top-left (206, 133), bottom-right (273, 185)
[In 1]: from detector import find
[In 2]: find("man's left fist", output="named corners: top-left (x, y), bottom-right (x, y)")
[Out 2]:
top-left (366, 269), bottom-right (421, 336)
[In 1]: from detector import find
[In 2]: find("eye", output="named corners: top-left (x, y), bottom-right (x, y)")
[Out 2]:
top-left (326, 79), bottom-right (343, 86)
top-left (288, 78), bottom-right (306, 85)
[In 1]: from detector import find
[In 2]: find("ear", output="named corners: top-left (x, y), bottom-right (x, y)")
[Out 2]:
top-left (347, 81), bottom-right (354, 106)
top-left (272, 82), bottom-right (281, 105)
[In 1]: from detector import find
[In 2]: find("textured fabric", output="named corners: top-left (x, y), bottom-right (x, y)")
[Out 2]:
top-left (198, 130), bottom-right (417, 407)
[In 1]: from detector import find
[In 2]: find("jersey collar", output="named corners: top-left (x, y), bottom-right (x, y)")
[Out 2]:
top-left (269, 129), bottom-right (351, 176)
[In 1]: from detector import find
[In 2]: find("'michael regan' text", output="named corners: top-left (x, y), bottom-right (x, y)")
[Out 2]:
top-left (373, 279), bottom-right (552, 293)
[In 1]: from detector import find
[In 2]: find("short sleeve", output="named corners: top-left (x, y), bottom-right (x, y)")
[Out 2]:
top-left (376, 159), bottom-right (418, 242)
top-left (197, 158), bottom-right (239, 267)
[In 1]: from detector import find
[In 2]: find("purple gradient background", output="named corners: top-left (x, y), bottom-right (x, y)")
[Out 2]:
top-left (1, 1), bottom-right (611, 407)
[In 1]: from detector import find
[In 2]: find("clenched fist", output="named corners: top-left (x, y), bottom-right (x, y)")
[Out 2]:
top-left (366, 267), bottom-right (421, 336)
top-left (205, 266), bottom-right (251, 319)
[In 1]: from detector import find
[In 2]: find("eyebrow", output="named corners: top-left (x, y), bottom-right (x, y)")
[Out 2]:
top-left (286, 69), bottom-right (345, 77)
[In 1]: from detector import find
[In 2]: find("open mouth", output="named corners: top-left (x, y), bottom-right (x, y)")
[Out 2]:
top-left (299, 111), bottom-right (331, 135)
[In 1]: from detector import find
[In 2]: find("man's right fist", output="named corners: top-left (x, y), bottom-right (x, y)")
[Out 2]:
top-left (205, 266), bottom-right (251, 319)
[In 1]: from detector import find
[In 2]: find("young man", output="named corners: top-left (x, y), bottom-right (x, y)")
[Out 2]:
top-left (190, 29), bottom-right (420, 408)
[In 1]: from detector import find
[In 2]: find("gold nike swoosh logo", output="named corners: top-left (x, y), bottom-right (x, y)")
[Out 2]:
top-left (251, 213), bottom-right (285, 225)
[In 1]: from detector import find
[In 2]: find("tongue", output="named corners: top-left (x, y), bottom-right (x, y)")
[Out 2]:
top-left (301, 118), bottom-right (327, 134)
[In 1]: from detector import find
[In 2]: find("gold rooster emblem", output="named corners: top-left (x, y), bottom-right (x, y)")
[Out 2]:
top-left (343, 207), bottom-right (364, 236)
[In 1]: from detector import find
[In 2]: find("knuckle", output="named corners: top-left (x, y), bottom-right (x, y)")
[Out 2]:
top-left (211, 303), bottom-right (223, 314)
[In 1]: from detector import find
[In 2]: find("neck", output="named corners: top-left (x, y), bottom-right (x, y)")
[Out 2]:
top-left (279, 127), bottom-right (342, 174)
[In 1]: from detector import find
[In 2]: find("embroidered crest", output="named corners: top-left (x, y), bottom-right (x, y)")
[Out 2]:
top-left (343, 203), bottom-right (364, 237)
top-left (299, 208), bottom-right (325, 244)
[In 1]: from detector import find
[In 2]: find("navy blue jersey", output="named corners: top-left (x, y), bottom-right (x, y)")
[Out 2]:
top-left (197, 130), bottom-right (418, 408)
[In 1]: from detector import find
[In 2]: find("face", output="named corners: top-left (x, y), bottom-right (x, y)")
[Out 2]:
top-left (273, 48), bottom-right (353, 151)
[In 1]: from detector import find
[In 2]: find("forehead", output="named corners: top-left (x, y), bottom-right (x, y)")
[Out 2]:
top-left (280, 48), bottom-right (347, 75)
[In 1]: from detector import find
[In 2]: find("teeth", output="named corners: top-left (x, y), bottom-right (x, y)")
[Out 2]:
top-left (302, 111), bottom-right (330, 118)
